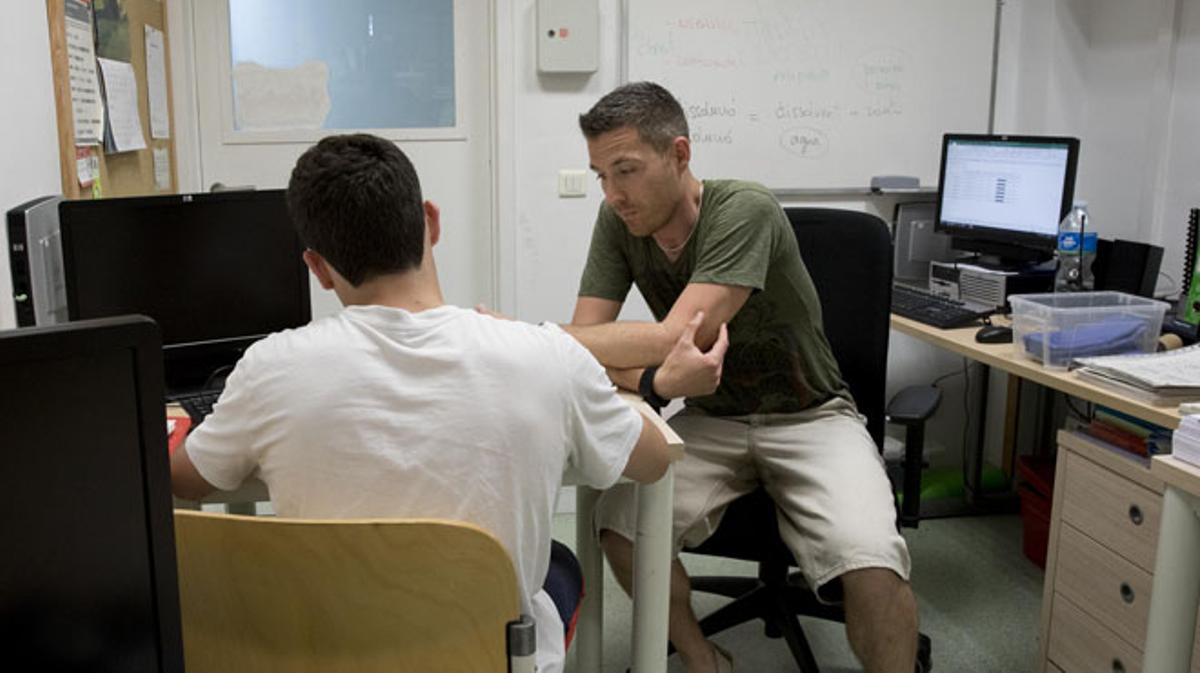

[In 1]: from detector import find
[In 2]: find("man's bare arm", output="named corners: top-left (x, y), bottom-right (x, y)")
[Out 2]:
top-left (562, 282), bottom-right (750, 369)
top-left (571, 296), bottom-right (622, 326)
top-left (621, 414), bottom-right (671, 483)
top-left (170, 441), bottom-right (219, 501)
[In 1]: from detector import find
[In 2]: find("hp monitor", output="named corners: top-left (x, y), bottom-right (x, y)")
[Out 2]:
top-left (0, 315), bottom-right (183, 672)
top-left (935, 134), bottom-right (1080, 267)
top-left (58, 189), bottom-right (310, 393)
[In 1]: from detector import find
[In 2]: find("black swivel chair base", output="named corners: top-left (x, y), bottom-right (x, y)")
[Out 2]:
top-left (677, 559), bottom-right (933, 672)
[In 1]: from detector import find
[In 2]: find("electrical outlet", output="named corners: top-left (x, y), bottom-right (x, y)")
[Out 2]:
top-left (558, 169), bottom-right (588, 198)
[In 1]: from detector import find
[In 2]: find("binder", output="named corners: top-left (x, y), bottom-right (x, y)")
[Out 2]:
top-left (1184, 209), bottom-right (1200, 325)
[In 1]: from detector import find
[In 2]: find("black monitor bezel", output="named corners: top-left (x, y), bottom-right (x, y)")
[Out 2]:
top-left (934, 133), bottom-right (1080, 264)
top-left (58, 190), bottom-right (311, 391)
top-left (0, 315), bottom-right (184, 672)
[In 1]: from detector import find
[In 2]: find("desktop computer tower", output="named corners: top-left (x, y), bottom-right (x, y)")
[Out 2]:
top-left (929, 260), bottom-right (1055, 310)
top-left (893, 201), bottom-right (952, 284)
top-left (7, 195), bottom-right (66, 327)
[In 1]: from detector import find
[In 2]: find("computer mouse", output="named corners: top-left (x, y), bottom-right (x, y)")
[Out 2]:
top-left (975, 325), bottom-right (1014, 344)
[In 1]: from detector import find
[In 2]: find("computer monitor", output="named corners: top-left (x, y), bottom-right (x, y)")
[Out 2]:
top-left (58, 189), bottom-right (311, 393)
top-left (935, 134), bottom-right (1080, 267)
top-left (0, 316), bottom-right (184, 672)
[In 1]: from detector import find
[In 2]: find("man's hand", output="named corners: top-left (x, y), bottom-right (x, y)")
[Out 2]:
top-left (653, 310), bottom-right (729, 399)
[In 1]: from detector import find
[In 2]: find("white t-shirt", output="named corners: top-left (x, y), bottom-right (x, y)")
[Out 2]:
top-left (185, 304), bottom-right (642, 673)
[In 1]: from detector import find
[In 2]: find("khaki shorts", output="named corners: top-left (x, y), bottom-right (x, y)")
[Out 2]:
top-left (595, 396), bottom-right (911, 602)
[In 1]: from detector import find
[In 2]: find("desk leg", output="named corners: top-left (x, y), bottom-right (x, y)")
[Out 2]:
top-left (575, 486), bottom-right (603, 673)
top-left (967, 363), bottom-right (989, 505)
top-left (224, 501), bottom-right (256, 516)
top-left (631, 467), bottom-right (674, 673)
top-left (1143, 486), bottom-right (1200, 673)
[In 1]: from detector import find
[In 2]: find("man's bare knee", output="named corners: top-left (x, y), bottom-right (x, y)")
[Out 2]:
top-left (598, 528), bottom-right (631, 552)
top-left (598, 529), bottom-right (636, 595)
top-left (841, 568), bottom-right (917, 673)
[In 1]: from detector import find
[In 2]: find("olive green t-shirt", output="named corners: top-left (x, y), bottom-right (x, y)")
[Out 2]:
top-left (579, 179), bottom-right (851, 416)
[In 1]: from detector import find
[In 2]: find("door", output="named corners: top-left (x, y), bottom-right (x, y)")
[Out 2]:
top-left (189, 0), bottom-right (494, 318)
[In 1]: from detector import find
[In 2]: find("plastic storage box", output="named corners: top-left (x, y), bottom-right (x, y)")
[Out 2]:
top-left (1008, 291), bottom-right (1169, 368)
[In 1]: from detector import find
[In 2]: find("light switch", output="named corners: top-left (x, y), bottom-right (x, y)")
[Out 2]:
top-left (558, 169), bottom-right (588, 198)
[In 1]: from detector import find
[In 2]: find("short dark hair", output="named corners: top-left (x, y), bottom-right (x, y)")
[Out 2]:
top-left (578, 81), bottom-right (689, 153)
top-left (286, 133), bottom-right (425, 286)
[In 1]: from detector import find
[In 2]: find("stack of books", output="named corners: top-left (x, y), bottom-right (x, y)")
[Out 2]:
top-left (1173, 415), bottom-right (1200, 468)
top-left (1074, 343), bottom-right (1200, 405)
top-left (1079, 405), bottom-right (1172, 460)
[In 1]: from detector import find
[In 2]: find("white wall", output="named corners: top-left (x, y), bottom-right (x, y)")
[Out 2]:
top-left (507, 0), bottom-right (623, 324)
top-left (1005, 0), bottom-right (1180, 249)
top-left (1158, 0), bottom-right (1200, 297)
top-left (0, 4), bottom-right (61, 329)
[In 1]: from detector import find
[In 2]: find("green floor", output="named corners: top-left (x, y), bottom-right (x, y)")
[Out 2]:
top-left (556, 507), bottom-right (1044, 672)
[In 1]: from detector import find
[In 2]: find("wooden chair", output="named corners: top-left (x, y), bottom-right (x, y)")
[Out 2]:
top-left (173, 511), bottom-right (533, 673)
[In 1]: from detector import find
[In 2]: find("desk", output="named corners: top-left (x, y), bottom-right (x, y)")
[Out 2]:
top-left (1143, 455), bottom-right (1200, 672)
top-left (891, 315), bottom-right (1182, 429)
top-left (171, 392), bottom-right (684, 673)
top-left (892, 315), bottom-right (1194, 672)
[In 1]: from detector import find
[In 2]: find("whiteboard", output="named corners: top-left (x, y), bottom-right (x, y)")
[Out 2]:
top-left (625, 0), bottom-right (997, 190)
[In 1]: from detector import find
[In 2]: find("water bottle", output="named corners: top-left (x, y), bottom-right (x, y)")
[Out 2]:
top-left (1054, 201), bottom-right (1097, 292)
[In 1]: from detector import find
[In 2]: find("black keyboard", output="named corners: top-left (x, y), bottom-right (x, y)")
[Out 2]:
top-left (891, 283), bottom-right (991, 329)
top-left (173, 389), bottom-right (222, 425)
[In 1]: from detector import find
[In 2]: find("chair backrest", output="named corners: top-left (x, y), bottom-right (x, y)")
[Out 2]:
top-left (784, 207), bottom-right (893, 447)
top-left (173, 511), bottom-right (522, 673)
top-left (685, 208), bottom-right (895, 563)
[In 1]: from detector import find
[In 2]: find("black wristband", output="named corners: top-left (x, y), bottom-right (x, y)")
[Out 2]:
top-left (638, 366), bottom-right (670, 413)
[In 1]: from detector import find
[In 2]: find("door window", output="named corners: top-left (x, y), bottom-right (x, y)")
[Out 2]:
top-left (227, 0), bottom-right (456, 133)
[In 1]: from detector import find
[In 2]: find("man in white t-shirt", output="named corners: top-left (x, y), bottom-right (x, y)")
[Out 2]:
top-left (169, 133), bottom-right (728, 673)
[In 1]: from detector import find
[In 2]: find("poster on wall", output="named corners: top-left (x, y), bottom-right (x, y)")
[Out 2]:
top-left (64, 0), bottom-right (104, 145)
top-left (94, 0), bottom-right (131, 61)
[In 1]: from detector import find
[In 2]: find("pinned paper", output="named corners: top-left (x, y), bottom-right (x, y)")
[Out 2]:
top-left (65, 0), bottom-right (103, 145)
top-left (144, 25), bottom-right (170, 139)
top-left (97, 57), bottom-right (147, 153)
top-left (75, 146), bottom-right (99, 187)
top-left (153, 147), bottom-right (171, 191)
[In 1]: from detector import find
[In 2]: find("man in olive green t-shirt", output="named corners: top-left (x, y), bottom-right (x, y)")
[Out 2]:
top-left (560, 82), bottom-right (918, 673)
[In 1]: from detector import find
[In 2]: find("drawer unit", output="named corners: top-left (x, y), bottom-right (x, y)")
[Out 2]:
top-left (1054, 524), bottom-right (1153, 647)
top-left (1040, 432), bottom-right (1169, 673)
top-left (1060, 450), bottom-right (1161, 571)
top-left (1048, 595), bottom-right (1142, 673)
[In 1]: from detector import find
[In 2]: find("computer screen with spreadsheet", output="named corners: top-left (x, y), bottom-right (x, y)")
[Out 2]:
top-left (935, 134), bottom-right (1079, 266)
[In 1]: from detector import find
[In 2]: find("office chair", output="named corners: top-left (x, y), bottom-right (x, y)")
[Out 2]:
top-left (173, 511), bottom-right (534, 673)
top-left (682, 208), bottom-right (934, 671)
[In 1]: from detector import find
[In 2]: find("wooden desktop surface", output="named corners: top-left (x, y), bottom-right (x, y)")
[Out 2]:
top-left (891, 314), bottom-right (1184, 429)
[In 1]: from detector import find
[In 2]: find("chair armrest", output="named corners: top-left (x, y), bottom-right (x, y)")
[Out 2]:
top-left (887, 385), bottom-right (942, 425)
top-left (507, 614), bottom-right (537, 673)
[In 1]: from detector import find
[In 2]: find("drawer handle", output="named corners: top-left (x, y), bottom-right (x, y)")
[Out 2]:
top-left (1129, 504), bottom-right (1144, 526)
top-left (1120, 582), bottom-right (1135, 604)
top-left (1112, 658), bottom-right (1125, 673)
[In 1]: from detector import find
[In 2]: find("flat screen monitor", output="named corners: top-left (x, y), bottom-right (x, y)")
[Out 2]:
top-left (58, 190), bottom-right (310, 392)
top-left (0, 315), bottom-right (184, 672)
top-left (935, 134), bottom-right (1080, 266)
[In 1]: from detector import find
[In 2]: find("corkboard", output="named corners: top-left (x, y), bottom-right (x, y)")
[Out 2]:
top-left (46, 0), bottom-right (178, 199)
